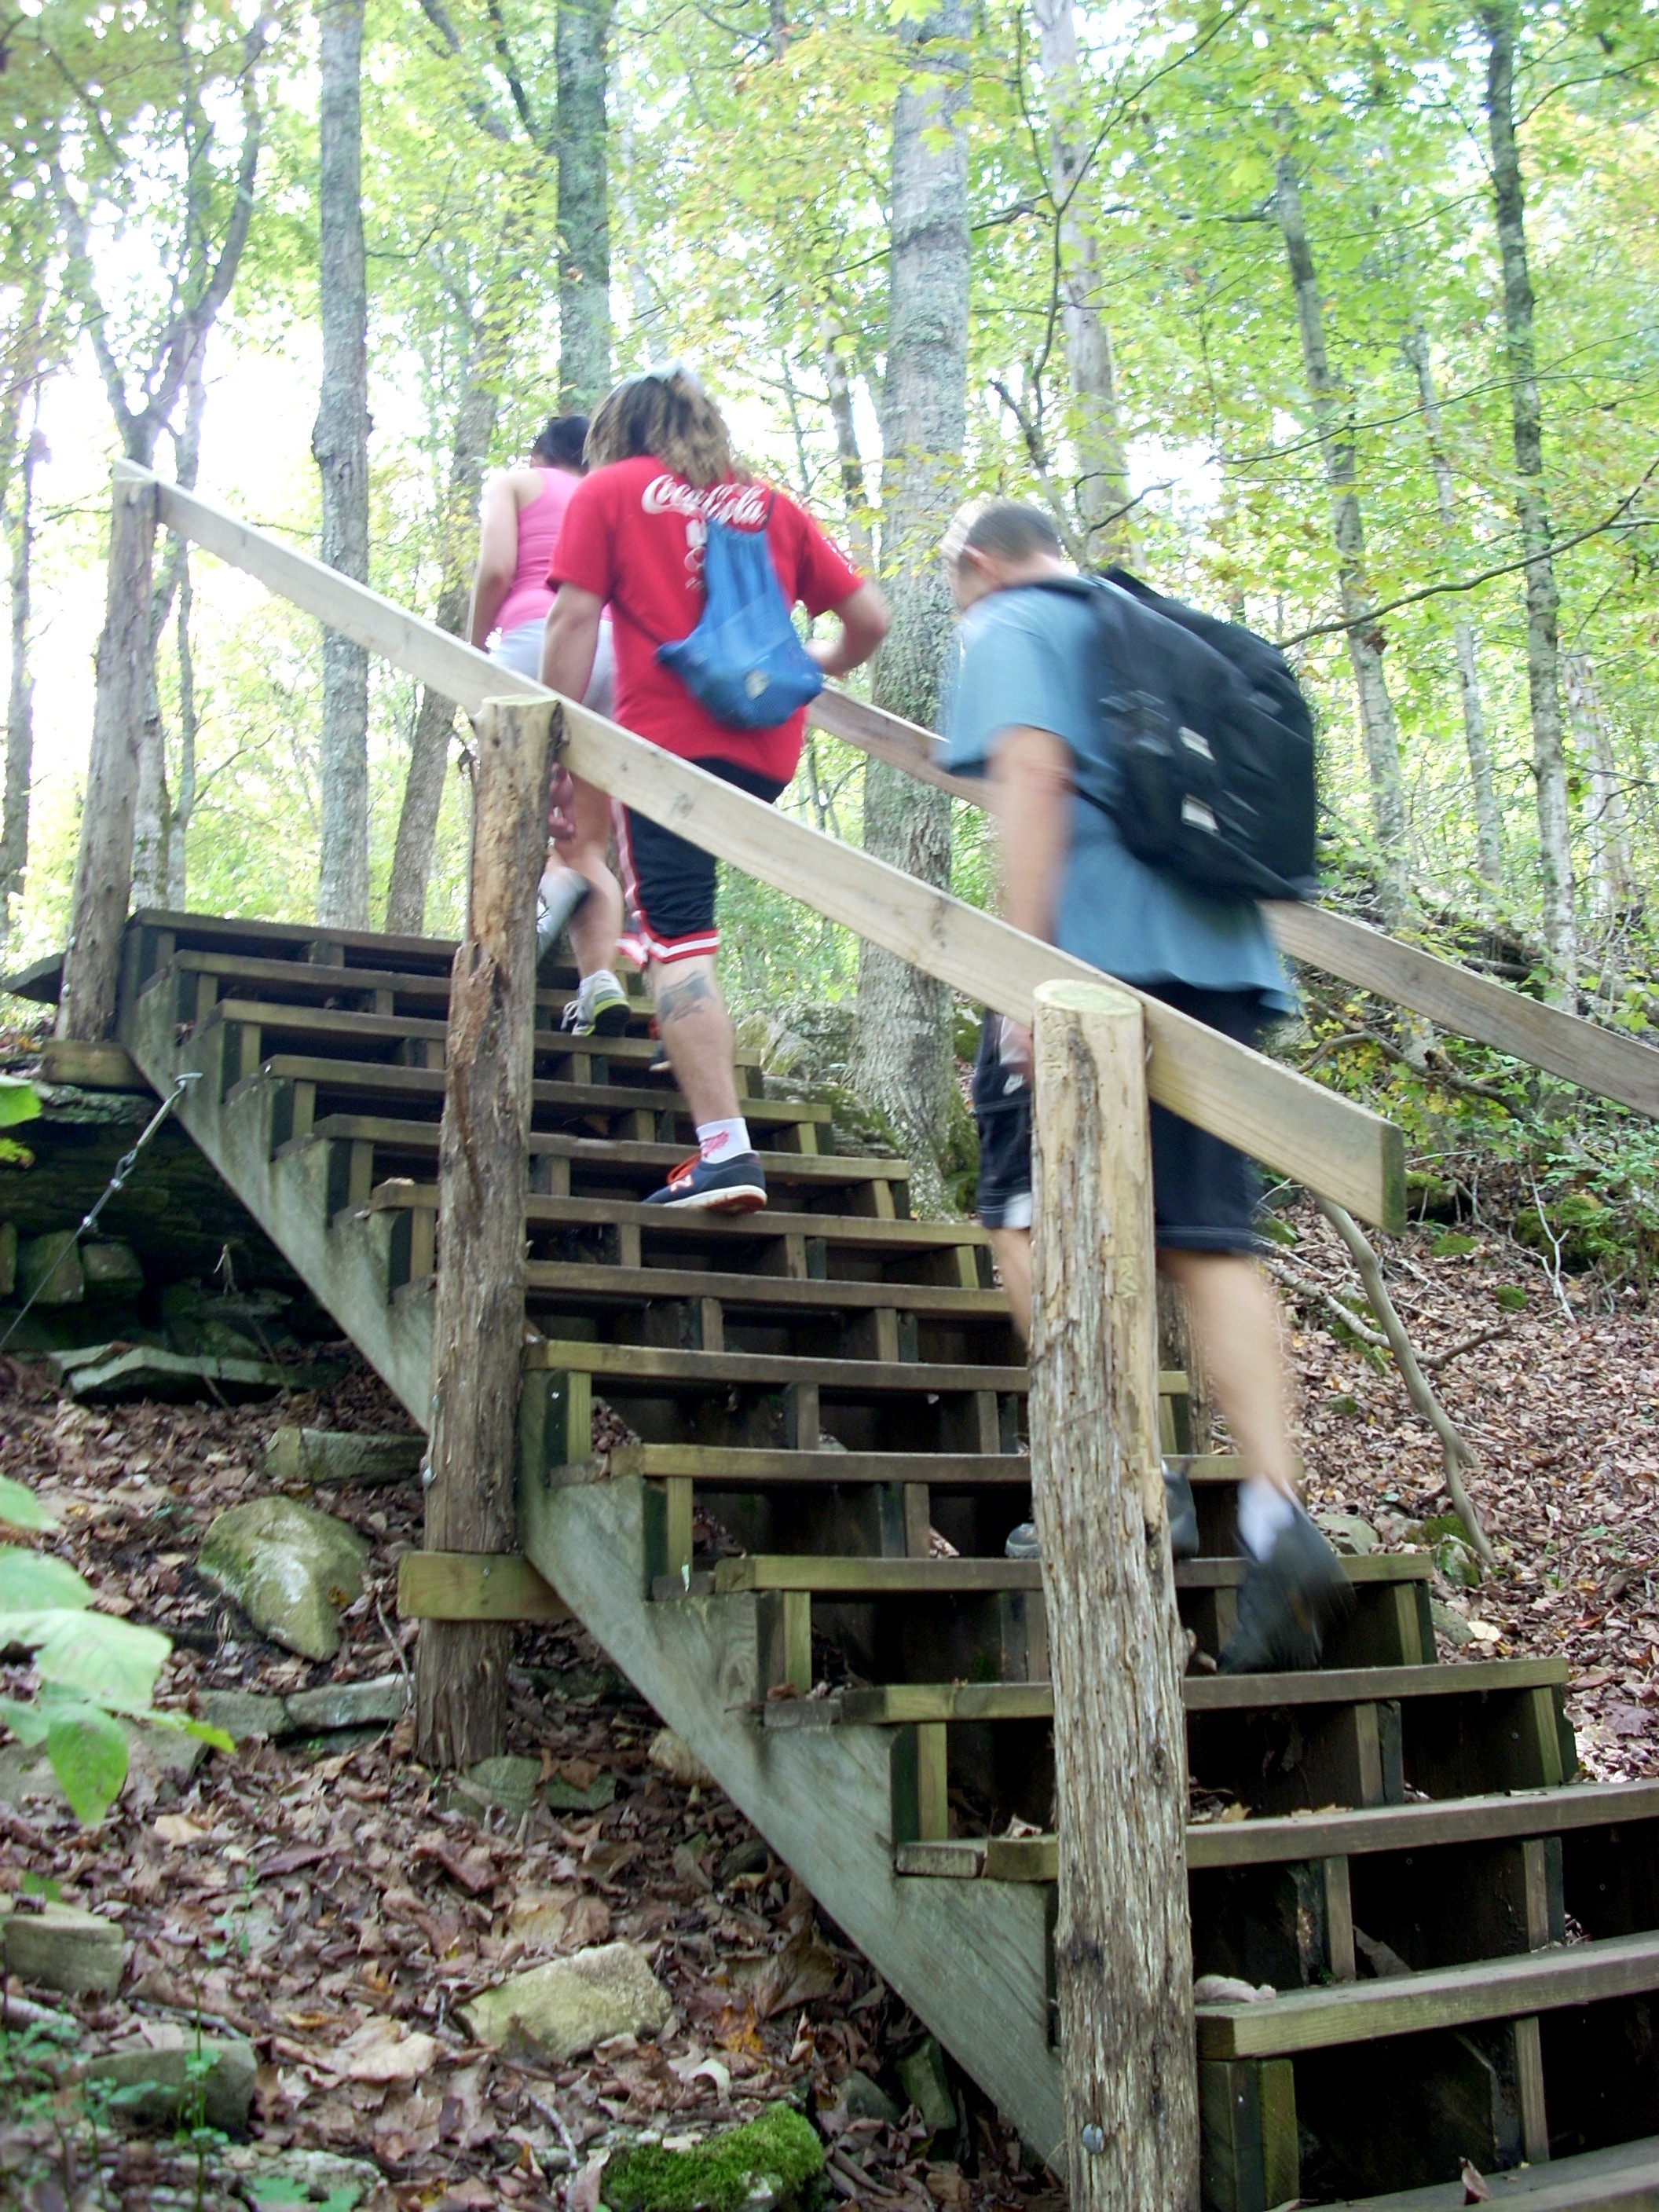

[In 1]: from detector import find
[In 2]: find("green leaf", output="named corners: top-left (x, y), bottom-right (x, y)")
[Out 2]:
top-left (0, 1547), bottom-right (93, 1611)
top-left (5, 1610), bottom-right (170, 1709)
top-left (46, 1704), bottom-right (130, 1823)
top-left (0, 1694), bottom-right (49, 1745)
top-left (20, 1871), bottom-right (63, 1902)
top-left (0, 1076), bottom-right (41, 1128)
top-left (0, 1477), bottom-right (57, 1533)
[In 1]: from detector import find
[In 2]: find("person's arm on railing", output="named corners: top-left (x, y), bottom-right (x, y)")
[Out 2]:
top-left (468, 476), bottom-right (522, 650)
top-left (809, 580), bottom-right (889, 678)
top-left (540, 584), bottom-right (605, 701)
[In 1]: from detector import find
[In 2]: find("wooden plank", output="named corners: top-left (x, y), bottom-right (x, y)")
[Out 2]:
top-left (608, 1446), bottom-right (1031, 1486)
top-left (397, 1550), bottom-right (569, 1624)
top-left (250, 1049), bottom-right (829, 1126)
top-left (523, 1337), bottom-right (1030, 1393)
top-left (1181, 1782), bottom-right (1659, 1870)
top-left (895, 1840), bottom-right (987, 1879)
top-left (126, 463), bottom-right (1404, 1228)
top-left (814, 683), bottom-right (1659, 1123)
top-left (832, 1658), bottom-right (1566, 1727)
top-left (129, 902), bottom-right (457, 972)
top-left (524, 1260), bottom-right (1008, 1320)
top-left (1174, 1553), bottom-right (1433, 1588)
top-left (38, 1040), bottom-right (154, 1092)
top-left (1195, 1927), bottom-right (1659, 2060)
top-left (716, 1555), bottom-right (1043, 1595)
top-left (1320, 2132), bottom-right (1659, 2209)
top-left (313, 1117), bottom-right (912, 1188)
top-left (983, 1835), bottom-right (1060, 1884)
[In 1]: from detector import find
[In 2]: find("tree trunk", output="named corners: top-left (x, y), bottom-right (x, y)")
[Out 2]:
top-left (1030, 979), bottom-right (1196, 2212)
top-left (134, 342), bottom-right (210, 911)
top-left (56, 474), bottom-right (159, 1042)
top-left (313, 0), bottom-right (372, 931)
top-left (2, 423), bottom-right (44, 944)
top-left (1562, 654), bottom-right (1632, 926)
top-left (385, 295), bottom-right (513, 935)
top-left (822, 316), bottom-right (873, 572)
top-left (1273, 157), bottom-right (1408, 925)
top-left (556, 0), bottom-right (612, 411)
top-left (167, 551), bottom-right (198, 910)
top-left (1402, 328), bottom-right (1503, 892)
top-left (1481, 3), bottom-right (1575, 1000)
top-left (414, 698), bottom-right (557, 1769)
top-left (850, 4), bottom-right (970, 1219)
top-left (1029, 0), bottom-right (1133, 563)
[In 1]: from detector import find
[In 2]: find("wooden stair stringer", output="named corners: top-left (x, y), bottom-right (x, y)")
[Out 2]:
top-left (121, 975), bottom-right (433, 1424)
top-left (518, 1467), bottom-right (1065, 2163)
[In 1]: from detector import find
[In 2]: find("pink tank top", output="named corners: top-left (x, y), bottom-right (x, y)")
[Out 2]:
top-left (495, 470), bottom-right (577, 635)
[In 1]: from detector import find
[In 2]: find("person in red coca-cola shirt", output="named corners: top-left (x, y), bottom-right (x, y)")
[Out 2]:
top-left (541, 367), bottom-right (888, 1213)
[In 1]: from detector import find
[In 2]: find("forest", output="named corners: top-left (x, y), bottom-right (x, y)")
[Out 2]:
top-left (2, 0), bottom-right (1657, 1225)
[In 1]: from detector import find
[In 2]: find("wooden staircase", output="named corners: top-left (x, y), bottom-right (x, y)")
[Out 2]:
top-left (93, 906), bottom-right (1659, 2207)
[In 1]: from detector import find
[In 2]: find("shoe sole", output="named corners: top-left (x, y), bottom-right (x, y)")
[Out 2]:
top-left (647, 1185), bottom-right (768, 1214)
top-left (588, 1001), bottom-right (632, 1038)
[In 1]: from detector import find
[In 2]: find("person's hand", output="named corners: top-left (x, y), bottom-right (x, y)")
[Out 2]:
top-left (548, 764), bottom-right (577, 846)
top-left (996, 1016), bottom-right (1033, 1082)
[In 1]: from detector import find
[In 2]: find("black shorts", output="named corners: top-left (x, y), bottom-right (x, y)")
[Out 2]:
top-left (614, 759), bottom-right (786, 965)
top-left (970, 983), bottom-right (1265, 1254)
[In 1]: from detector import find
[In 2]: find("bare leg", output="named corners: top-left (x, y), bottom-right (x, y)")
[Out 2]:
top-left (648, 952), bottom-right (743, 1129)
top-left (987, 1225), bottom-right (1031, 1346)
top-left (558, 775), bottom-right (624, 982)
top-left (1157, 1250), bottom-right (1298, 1499)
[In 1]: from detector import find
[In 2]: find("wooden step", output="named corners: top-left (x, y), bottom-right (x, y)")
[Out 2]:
top-left (1196, 1928), bottom-right (1659, 2059)
top-left (607, 1445), bottom-right (1030, 1487)
top-left (201, 992), bottom-right (749, 1074)
top-left (525, 1336), bottom-right (1028, 1393)
top-left (1187, 1779), bottom-right (1659, 1871)
top-left (810, 1658), bottom-right (1562, 1724)
top-left (712, 1552), bottom-right (1430, 1599)
top-left (522, 1259), bottom-right (1010, 1326)
top-left (1328, 2133), bottom-right (1659, 2210)
top-left (126, 905), bottom-right (460, 977)
top-left (239, 1046), bottom-right (828, 1134)
top-left (163, 946), bottom-right (655, 1025)
top-left (295, 1113), bottom-right (911, 1200)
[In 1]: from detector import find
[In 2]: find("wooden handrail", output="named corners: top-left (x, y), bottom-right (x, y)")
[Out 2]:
top-left (115, 460), bottom-right (1404, 1229)
top-left (809, 666), bottom-right (1659, 1120)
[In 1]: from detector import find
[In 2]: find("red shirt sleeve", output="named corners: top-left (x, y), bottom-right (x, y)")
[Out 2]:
top-left (547, 471), bottom-right (615, 598)
top-left (778, 494), bottom-right (864, 617)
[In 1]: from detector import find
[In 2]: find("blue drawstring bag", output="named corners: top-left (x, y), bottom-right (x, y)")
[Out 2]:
top-left (656, 497), bottom-right (824, 731)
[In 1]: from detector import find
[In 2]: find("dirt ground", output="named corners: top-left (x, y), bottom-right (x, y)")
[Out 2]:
top-left (1, 1196), bottom-right (1654, 2209)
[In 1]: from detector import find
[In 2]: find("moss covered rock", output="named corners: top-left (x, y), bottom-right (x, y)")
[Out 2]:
top-left (604, 2105), bottom-right (824, 2211)
top-left (198, 1496), bottom-right (368, 1661)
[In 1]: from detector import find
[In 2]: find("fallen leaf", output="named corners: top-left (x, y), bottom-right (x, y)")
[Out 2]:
top-left (152, 1814), bottom-right (205, 1845)
top-left (1462, 2158), bottom-right (1494, 2202)
top-left (330, 2016), bottom-right (443, 2083)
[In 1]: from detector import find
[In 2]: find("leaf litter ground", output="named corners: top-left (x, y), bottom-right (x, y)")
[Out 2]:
top-left (0, 1197), bottom-right (1654, 2207)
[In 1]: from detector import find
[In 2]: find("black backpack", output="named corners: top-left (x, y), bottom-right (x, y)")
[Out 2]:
top-left (1020, 569), bottom-right (1319, 902)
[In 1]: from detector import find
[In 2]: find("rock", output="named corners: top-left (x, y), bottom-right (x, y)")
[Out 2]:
top-left (462, 1753), bottom-right (543, 1817)
top-left (1316, 1511), bottom-right (1378, 1556)
top-left (198, 1496), bottom-right (368, 1661)
top-left (840, 2071), bottom-right (903, 2127)
top-left (895, 2035), bottom-right (956, 2133)
top-left (81, 1240), bottom-right (144, 1298)
top-left (196, 1689), bottom-right (287, 1741)
top-left (1194, 1973), bottom-right (1277, 2002)
top-left (83, 2034), bottom-right (258, 2133)
top-left (461, 1940), bottom-right (672, 2061)
top-left (605, 2105), bottom-right (824, 2212)
top-left (647, 1727), bottom-right (716, 1791)
top-left (283, 1676), bottom-right (407, 1732)
top-left (0, 1719), bottom-right (204, 1813)
top-left (266, 1426), bottom-right (426, 1488)
top-left (1432, 1599), bottom-right (1477, 1647)
top-left (17, 1231), bottom-right (83, 1306)
top-left (0, 1899), bottom-right (123, 1995)
top-left (57, 1344), bottom-right (345, 1406)
top-left (229, 2147), bottom-right (384, 2209)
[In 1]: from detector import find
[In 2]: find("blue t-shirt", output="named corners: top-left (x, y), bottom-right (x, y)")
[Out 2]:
top-left (943, 584), bottom-right (1292, 1012)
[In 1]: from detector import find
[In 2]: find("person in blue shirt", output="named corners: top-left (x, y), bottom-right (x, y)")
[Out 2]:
top-left (942, 496), bottom-right (1346, 1673)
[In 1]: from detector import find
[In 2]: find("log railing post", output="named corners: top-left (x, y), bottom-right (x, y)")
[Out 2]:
top-left (413, 694), bottom-right (558, 1769)
top-left (1029, 978), bottom-right (1198, 2209)
top-left (57, 470), bottom-right (160, 1042)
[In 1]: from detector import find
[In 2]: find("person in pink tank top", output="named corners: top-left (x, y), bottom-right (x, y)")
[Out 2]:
top-left (468, 416), bottom-right (628, 1031)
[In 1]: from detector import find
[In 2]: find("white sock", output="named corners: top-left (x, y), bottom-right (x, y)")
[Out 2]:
top-left (1238, 1476), bottom-right (1298, 1562)
top-left (579, 969), bottom-right (622, 1008)
top-left (697, 1116), bottom-right (751, 1163)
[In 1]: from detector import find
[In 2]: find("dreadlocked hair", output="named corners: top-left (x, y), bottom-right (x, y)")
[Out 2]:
top-left (584, 366), bottom-right (740, 489)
